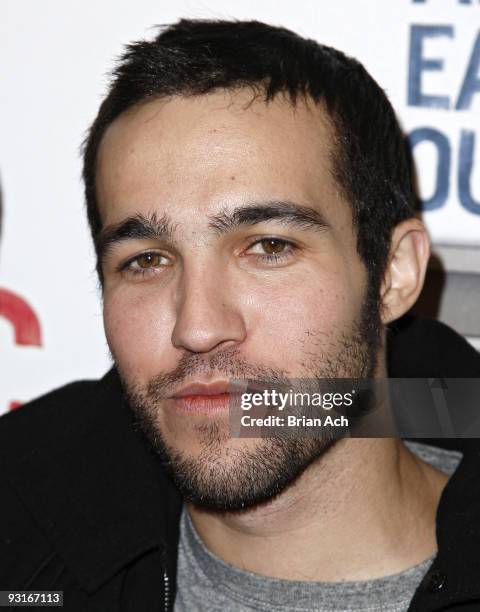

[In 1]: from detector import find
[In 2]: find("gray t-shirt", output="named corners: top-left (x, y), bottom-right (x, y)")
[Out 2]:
top-left (174, 441), bottom-right (462, 611)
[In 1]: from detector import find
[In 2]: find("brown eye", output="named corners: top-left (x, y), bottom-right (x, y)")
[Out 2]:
top-left (260, 238), bottom-right (286, 254)
top-left (242, 237), bottom-right (296, 265)
top-left (137, 253), bottom-right (162, 268)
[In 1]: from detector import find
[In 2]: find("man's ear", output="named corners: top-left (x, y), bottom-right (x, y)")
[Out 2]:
top-left (380, 218), bottom-right (430, 324)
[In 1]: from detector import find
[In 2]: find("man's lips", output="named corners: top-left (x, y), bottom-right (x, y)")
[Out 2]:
top-left (169, 381), bottom-right (242, 414)
top-left (171, 381), bottom-right (232, 398)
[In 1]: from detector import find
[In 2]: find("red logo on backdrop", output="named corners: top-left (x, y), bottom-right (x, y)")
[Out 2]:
top-left (0, 288), bottom-right (42, 410)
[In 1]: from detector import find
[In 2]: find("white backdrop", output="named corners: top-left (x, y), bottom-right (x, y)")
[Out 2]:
top-left (1, 0), bottom-right (479, 413)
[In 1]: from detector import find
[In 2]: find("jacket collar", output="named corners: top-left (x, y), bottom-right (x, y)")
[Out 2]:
top-left (409, 440), bottom-right (480, 609)
top-left (7, 367), bottom-right (182, 593)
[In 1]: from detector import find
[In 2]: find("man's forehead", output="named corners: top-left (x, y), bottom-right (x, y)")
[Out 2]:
top-left (95, 89), bottom-right (343, 228)
top-left (99, 88), bottom-right (333, 140)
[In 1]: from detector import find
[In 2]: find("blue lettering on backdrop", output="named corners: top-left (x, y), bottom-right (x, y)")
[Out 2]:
top-left (408, 25), bottom-right (454, 108)
top-left (458, 130), bottom-right (480, 213)
top-left (456, 31), bottom-right (480, 109)
top-left (408, 128), bottom-right (451, 210)
top-left (407, 6), bottom-right (479, 216)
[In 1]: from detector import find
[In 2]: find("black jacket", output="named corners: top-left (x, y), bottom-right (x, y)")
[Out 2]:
top-left (1, 316), bottom-right (480, 611)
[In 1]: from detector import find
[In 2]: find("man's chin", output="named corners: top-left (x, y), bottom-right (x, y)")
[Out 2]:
top-left (151, 431), bottom-right (337, 512)
top-left (126, 385), bottom-right (339, 512)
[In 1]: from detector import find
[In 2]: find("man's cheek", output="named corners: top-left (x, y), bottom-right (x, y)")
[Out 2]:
top-left (252, 278), bottom-right (351, 335)
top-left (103, 294), bottom-right (175, 377)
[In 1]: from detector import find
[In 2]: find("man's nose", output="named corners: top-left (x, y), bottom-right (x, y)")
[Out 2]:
top-left (171, 266), bottom-right (247, 354)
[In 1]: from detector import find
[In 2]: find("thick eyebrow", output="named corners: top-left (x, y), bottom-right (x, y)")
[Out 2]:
top-left (208, 200), bottom-right (329, 235)
top-left (96, 212), bottom-right (176, 263)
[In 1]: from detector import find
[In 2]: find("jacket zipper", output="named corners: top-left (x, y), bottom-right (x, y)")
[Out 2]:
top-left (163, 567), bottom-right (171, 612)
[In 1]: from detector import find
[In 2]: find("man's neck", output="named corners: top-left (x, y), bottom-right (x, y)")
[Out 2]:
top-left (187, 439), bottom-right (450, 582)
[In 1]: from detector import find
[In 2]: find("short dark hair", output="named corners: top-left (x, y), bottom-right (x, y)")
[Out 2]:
top-left (82, 18), bottom-right (415, 295)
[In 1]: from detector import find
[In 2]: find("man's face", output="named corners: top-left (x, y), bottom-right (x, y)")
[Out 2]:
top-left (96, 90), bottom-right (380, 510)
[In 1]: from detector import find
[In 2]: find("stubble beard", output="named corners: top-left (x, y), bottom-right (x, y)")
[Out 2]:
top-left (121, 293), bottom-right (382, 512)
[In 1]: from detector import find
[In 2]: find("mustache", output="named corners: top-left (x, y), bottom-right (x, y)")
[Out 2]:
top-left (145, 349), bottom-right (289, 400)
